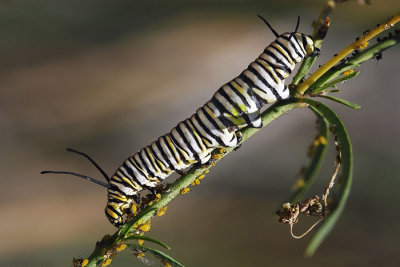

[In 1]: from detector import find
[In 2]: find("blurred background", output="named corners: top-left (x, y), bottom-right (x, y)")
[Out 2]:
top-left (1, 0), bottom-right (399, 266)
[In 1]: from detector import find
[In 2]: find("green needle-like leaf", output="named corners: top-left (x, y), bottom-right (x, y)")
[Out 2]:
top-left (312, 70), bottom-right (359, 94)
top-left (317, 95), bottom-right (361, 110)
top-left (306, 64), bottom-right (360, 94)
top-left (124, 235), bottom-right (171, 249)
top-left (301, 99), bottom-right (353, 257)
top-left (128, 244), bottom-right (184, 267)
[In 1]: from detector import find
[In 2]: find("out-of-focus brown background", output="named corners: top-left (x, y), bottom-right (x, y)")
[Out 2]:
top-left (1, 0), bottom-right (399, 266)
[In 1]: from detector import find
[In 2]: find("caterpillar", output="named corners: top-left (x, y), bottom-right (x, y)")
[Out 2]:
top-left (42, 16), bottom-right (318, 227)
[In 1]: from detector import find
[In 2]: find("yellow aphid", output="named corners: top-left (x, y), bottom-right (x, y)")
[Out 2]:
top-left (157, 206), bottom-right (168, 217)
top-left (195, 178), bottom-right (200, 185)
top-left (218, 148), bottom-right (226, 154)
top-left (313, 139), bottom-right (319, 147)
top-left (101, 259), bottom-right (112, 267)
top-left (204, 170), bottom-right (210, 174)
top-left (295, 178), bottom-right (305, 189)
top-left (148, 201), bottom-right (154, 206)
top-left (180, 188), bottom-right (190, 194)
top-left (357, 41), bottom-right (369, 49)
top-left (116, 244), bottom-right (127, 252)
top-left (198, 174), bottom-right (206, 180)
top-left (343, 69), bottom-right (354, 76)
top-left (156, 193), bottom-right (162, 199)
top-left (313, 135), bottom-right (327, 147)
top-left (138, 239), bottom-right (144, 245)
top-left (131, 204), bottom-right (138, 215)
top-left (162, 260), bottom-right (172, 267)
top-left (190, 181), bottom-right (195, 186)
top-left (81, 259), bottom-right (89, 267)
top-left (133, 219), bottom-right (143, 229)
top-left (211, 153), bottom-right (223, 160)
top-left (139, 223), bottom-right (151, 232)
top-left (318, 136), bottom-right (327, 145)
top-left (136, 252), bottom-right (145, 259)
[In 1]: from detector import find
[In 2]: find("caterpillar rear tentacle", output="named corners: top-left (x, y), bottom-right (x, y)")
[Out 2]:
top-left (42, 17), bottom-right (317, 227)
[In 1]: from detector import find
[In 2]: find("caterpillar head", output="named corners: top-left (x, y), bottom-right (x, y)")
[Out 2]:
top-left (290, 16), bottom-right (319, 58)
top-left (302, 34), bottom-right (320, 57)
top-left (258, 15), bottom-right (319, 59)
top-left (293, 32), bottom-right (320, 58)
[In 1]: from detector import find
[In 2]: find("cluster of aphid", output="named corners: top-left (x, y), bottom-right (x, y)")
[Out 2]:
top-left (355, 28), bottom-right (400, 61)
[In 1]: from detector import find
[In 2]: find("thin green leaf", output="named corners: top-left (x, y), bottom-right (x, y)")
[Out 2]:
top-left (306, 64), bottom-right (360, 94)
top-left (124, 234), bottom-right (171, 249)
top-left (287, 108), bottom-right (329, 204)
top-left (128, 244), bottom-right (184, 267)
top-left (317, 95), bottom-right (361, 110)
top-left (347, 33), bottom-right (400, 65)
top-left (301, 99), bottom-right (353, 257)
top-left (312, 70), bottom-right (359, 94)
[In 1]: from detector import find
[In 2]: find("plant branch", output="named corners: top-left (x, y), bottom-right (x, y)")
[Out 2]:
top-left (296, 12), bottom-right (400, 95)
top-left (308, 32), bottom-right (400, 94)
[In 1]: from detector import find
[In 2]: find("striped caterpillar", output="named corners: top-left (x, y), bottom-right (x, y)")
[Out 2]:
top-left (42, 16), bottom-right (318, 227)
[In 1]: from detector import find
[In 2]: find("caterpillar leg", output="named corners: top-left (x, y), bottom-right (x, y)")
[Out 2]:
top-left (148, 186), bottom-right (157, 196)
top-left (236, 131), bottom-right (243, 143)
top-left (247, 111), bottom-right (262, 128)
top-left (106, 184), bottom-right (137, 227)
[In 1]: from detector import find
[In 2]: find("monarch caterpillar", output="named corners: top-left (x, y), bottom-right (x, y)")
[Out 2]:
top-left (42, 16), bottom-right (318, 227)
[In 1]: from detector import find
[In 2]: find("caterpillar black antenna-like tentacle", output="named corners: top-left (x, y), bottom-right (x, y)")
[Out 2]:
top-left (257, 14), bottom-right (279, 37)
top-left (295, 16), bottom-right (300, 33)
top-left (289, 16), bottom-right (301, 39)
top-left (66, 148), bottom-right (110, 182)
top-left (41, 170), bottom-right (110, 188)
